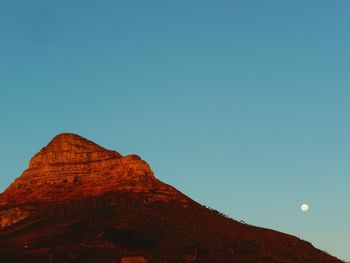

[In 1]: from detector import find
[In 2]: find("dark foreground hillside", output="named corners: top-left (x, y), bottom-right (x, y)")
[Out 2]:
top-left (0, 190), bottom-right (343, 263)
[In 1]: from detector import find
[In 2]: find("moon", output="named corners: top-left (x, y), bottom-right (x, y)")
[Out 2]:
top-left (301, 203), bottom-right (310, 212)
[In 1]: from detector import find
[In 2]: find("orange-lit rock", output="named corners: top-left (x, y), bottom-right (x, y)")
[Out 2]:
top-left (0, 207), bottom-right (30, 228)
top-left (0, 133), bottom-right (185, 207)
top-left (120, 256), bottom-right (148, 263)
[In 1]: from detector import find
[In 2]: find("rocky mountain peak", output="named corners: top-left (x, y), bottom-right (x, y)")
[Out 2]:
top-left (29, 133), bottom-right (122, 169)
top-left (0, 134), bottom-right (182, 206)
top-left (0, 135), bottom-right (342, 263)
top-left (46, 133), bottom-right (104, 151)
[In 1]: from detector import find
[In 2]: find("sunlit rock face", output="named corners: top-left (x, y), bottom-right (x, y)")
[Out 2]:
top-left (29, 133), bottom-right (122, 168)
top-left (0, 133), bottom-right (185, 207)
top-left (120, 256), bottom-right (148, 263)
top-left (0, 207), bottom-right (30, 228)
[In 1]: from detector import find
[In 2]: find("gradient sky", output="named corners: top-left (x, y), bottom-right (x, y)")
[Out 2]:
top-left (1, 1), bottom-right (349, 260)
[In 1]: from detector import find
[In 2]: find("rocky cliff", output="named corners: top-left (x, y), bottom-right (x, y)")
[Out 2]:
top-left (0, 133), bottom-right (185, 208)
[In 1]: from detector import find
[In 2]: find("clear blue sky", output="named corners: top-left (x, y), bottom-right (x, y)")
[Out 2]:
top-left (1, 1), bottom-right (349, 260)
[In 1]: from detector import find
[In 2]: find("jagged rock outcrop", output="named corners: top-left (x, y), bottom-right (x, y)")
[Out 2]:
top-left (29, 133), bottom-right (122, 168)
top-left (0, 207), bottom-right (30, 228)
top-left (0, 133), bottom-right (186, 208)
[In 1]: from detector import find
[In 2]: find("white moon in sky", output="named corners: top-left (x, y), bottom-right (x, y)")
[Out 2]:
top-left (301, 203), bottom-right (310, 212)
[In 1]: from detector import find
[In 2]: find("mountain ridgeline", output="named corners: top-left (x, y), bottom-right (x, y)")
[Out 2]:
top-left (0, 133), bottom-right (343, 263)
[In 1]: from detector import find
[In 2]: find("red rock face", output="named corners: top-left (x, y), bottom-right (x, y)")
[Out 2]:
top-left (29, 133), bottom-right (122, 168)
top-left (0, 133), bottom-right (184, 206)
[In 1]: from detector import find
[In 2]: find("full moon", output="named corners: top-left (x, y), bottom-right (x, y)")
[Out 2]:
top-left (301, 203), bottom-right (310, 212)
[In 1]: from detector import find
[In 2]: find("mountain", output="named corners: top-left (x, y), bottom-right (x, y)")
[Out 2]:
top-left (0, 133), bottom-right (343, 263)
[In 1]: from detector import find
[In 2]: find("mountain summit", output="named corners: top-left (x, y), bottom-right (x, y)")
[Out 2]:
top-left (0, 134), bottom-right (343, 263)
top-left (29, 133), bottom-right (122, 168)
top-left (1, 133), bottom-right (184, 207)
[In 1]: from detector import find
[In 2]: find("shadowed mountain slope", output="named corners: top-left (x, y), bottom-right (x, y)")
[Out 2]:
top-left (0, 133), bottom-right (343, 263)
